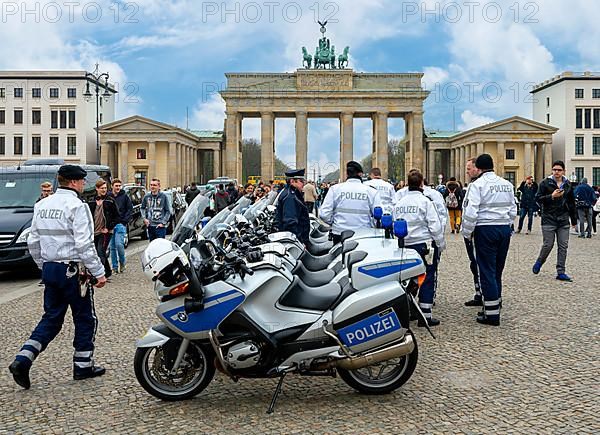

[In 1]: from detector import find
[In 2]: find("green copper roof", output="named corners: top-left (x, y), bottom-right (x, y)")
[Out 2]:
top-left (425, 130), bottom-right (460, 138)
top-left (188, 130), bottom-right (224, 139)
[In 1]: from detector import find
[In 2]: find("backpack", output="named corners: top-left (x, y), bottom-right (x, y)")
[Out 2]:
top-left (446, 191), bottom-right (458, 208)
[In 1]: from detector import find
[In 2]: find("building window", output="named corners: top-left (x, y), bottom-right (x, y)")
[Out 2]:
top-left (0, 109), bottom-right (4, 124)
top-left (593, 168), bottom-right (600, 187)
top-left (575, 167), bottom-right (584, 182)
top-left (575, 88), bottom-right (584, 99)
top-left (32, 88), bottom-right (41, 98)
top-left (576, 109), bottom-right (583, 129)
top-left (31, 136), bottom-right (41, 155)
top-left (49, 137), bottom-right (59, 155)
top-left (14, 109), bottom-right (23, 124)
top-left (593, 137), bottom-right (600, 155)
top-left (68, 110), bottom-right (76, 129)
top-left (14, 88), bottom-right (23, 98)
top-left (134, 171), bottom-right (148, 188)
top-left (67, 137), bottom-right (76, 155)
top-left (50, 110), bottom-right (58, 129)
top-left (14, 136), bottom-right (23, 154)
top-left (504, 171), bottom-right (516, 186)
top-left (49, 88), bottom-right (59, 98)
top-left (546, 97), bottom-right (550, 108)
top-left (594, 109), bottom-right (600, 129)
top-left (59, 110), bottom-right (66, 129)
top-left (67, 88), bottom-right (77, 98)
top-left (137, 149), bottom-right (147, 159)
top-left (546, 113), bottom-right (550, 124)
top-left (32, 110), bottom-right (41, 125)
top-left (585, 108), bottom-right (592, 129)
top-left (593, 89), bottom-right (600, 99)
top-left (575, 137), bottom-right (584, 155)
top-left (0, 88), bottom-right (5, 98)
top-left (506, 149), bottom-right (515, 160)
top-left (0, 137), bottom-right (5, 155)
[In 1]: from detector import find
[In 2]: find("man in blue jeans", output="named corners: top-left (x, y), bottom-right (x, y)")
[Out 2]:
top-left (109, 179), bottom-right (133, 273)
top-left (141, 178), bottom-right (171, 241)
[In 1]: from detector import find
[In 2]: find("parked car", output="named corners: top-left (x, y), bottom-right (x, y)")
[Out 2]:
top-left (0, 162), bottom-right (111, 270)
top-left (163, 189), bottom-right (187, 234)
top-left (206, 176), bottom-right (238, 189)
top-left (121, 184), bottom-right (147, 247)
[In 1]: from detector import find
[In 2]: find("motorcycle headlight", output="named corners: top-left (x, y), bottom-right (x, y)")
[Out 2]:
top-left (16, 227), bottom-right (31, 244)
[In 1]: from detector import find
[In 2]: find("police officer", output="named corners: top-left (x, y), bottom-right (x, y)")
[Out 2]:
top-left (9, 165), bottom-right (107, 389)
top-left (461, 154), bottom-right (517, 326)
top-left (274, 169), bottom-right (310, 245)
top-left (463, 157), bottom-right (483, 307)
top-left (393, 170), bottom-right (446, 326)
top-left (396, 173), bottom-right (448, 231)
top-left (319, 161), bottom-right (381, 243)
top-left (364, 167), bottom-right (396, 212)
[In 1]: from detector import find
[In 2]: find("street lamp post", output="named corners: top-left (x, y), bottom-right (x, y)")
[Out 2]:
top-left (83, 64), bottom-right (111, 164)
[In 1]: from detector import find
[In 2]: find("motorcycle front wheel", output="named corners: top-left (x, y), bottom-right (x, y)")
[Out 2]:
top-left (134, 341), bottom-right (215, 401)
top-left (337, 332), bottom-right (418, 395)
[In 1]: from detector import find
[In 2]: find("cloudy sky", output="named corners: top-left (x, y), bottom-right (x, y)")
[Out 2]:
top-left (3, 0), bottom-right (598, 174)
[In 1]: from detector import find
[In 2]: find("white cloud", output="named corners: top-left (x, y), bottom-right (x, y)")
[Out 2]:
top-left (458, 110), bottom-right (494, 131)
top-left (190, 94), bottom-right (226, 131)
top-left (422, 66), bottom-right (450, 90)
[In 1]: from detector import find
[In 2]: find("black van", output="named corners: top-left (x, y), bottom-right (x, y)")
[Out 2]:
top-left (0, 162), bottom-right (111, 270)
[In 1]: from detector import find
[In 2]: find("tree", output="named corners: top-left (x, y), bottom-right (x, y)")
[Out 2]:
top-left (241, 139), bottom-right (290, 183)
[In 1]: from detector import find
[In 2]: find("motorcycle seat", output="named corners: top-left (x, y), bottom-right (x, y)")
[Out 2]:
top-left (279, 276), bottom-right (342, 311)
top-left (292, 260), bottom-right (343, 287)
top-left (306, 239), bottom-right (334, 256)
top-left (300, 244), bottom-right (342, 271)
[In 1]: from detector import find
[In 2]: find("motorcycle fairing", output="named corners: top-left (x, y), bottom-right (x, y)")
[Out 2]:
top-left (337, 308), bottom-right (402, 348)
top-left (357, 258), bottom-right (422, 278)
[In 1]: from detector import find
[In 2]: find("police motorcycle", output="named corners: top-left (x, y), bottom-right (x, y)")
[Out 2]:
top-left (135, 195), bottom-right (429, 413)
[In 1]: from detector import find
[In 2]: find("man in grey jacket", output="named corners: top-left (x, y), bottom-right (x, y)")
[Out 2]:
top-left (141, 178), bottom-right (171, 241)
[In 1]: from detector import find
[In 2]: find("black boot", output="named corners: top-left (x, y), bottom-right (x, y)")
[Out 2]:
top-left (73, 365), bottom-right (106, 380)
top-left (476, 314), bottom-right (500, 326)
top-left (464, 299), bottom-right (483, 307)
top-left (417, 317), bottom-right (440, 327)
top-left (9, 360), bottom-right (31, 389)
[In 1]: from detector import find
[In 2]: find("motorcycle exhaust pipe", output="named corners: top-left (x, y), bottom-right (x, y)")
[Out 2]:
top-left (335, 334), bottom-right (414, 371)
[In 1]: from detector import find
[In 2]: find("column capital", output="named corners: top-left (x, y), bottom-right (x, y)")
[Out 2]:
top-left (295, 110), bottom-right (307, 117)
top-left (341, 111), bottom-right (354, 117)
top-left (260, 111), bottom-right (274, 118)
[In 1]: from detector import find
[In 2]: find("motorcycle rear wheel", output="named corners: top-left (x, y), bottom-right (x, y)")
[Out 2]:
top-left (337, 332), bottom-right (418, 394)
top-left (134, 341), bottom-right (215, 401)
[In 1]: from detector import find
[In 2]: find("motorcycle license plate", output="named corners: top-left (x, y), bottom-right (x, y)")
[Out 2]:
top-left (338, 308), bottom-right (401, 347)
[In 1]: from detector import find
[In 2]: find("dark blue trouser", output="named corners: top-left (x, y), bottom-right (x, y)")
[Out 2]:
top-left (518, 206), bottom-right (535, 232)
top-left (473, 225), bottom-right (511, 320)
top-left (15, 262), bottom-right (97, 373)
top-left (463, 237), bottom-right (481, 301)
top-left (147, 225), bottom-right (167, 241)
top-left (407, 243), bottom-right (439, 319)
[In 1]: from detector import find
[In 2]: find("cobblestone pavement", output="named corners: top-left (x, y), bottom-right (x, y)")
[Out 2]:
top-left (1, 230), bottom-right (599, 434)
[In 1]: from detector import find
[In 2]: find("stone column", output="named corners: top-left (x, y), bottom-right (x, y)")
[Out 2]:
top-left (295, 111), bottom-right (308, 171)
top-left (176, 143), bottom-right (183, 186)
top-left (524, 141), bottom-right (533, 178)
top-left (100, 140), bottom-right (109, 166)
top-left (428, 148), bottom-right (436, 183)
top-left (213, 150), bottom-right (221, 180)
top-left (535, 143), bottom-right (544, 180)
top-left (225, 111), bottom-right (241, 181)
top-left (186, 146), bottom-right (192, 185)
top-left (544, 140), bottom-right (553, 177)
top-left (119, 141), bottom-right (128, 183)
top-left (340, 112), bottom-right (354, 173)
top-left (411, 111), bottom-right (424, 172)
top-left (192, 148), bottom-right (198, 181)
top-left (459, 146), bottom-right (466, 183)
top-left (477, 142), bottom-right (484, 156)
top-left (261, 112), bottom-right (275, 182)
top-left (148, 141), bottom-right (156, 179)
top-left (169, 141), bottom-right (177, 188)
top-left (375, 112), bottom-right (389, 178)
top-left (450, 148), bottom-right (456, 178)
top-left (497, 142), bottom-right (505, 177)
top-left (469, 143), bottom-right (477, 161)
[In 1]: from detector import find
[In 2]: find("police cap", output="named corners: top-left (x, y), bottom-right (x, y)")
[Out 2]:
top-left (285, 168), bottom-right (305, 179)
top-left (475, 154), bottom-right (494, 171)
top-left (346, 160), bottom-right (363, 173)
top-left (57, 164), bottom-right (87, 180)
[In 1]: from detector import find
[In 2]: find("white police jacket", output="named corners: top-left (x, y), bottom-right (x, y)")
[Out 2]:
top-left (395, 186), bottom-right (448, 230)
top-left (392, 189), bottom-right (446, 250)
top-left (27, 188), bottom-right (105, 278)
top-left (461, 171), bottom-right (518, 239)
top-left (364, 178), bottom-right (396, 211)
top-left (319, 178), bottom-right (381, 235)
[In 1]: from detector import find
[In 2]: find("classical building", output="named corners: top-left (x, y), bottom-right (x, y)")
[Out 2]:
top-left (532, 71), bottom-right (600, 185)
top-left (425, 116), bottom-right (558, 185)
top-left (98, 115), bottom-right (222, 188)
top-left (0, 70), bottom-right (116, 165)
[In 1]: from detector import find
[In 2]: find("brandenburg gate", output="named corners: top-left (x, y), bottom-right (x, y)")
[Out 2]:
top-left (220, 24), bottom-right (429, 182)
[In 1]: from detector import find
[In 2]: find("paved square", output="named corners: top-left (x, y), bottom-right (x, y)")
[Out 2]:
top-left (1, 231), bottom-right (598, 434)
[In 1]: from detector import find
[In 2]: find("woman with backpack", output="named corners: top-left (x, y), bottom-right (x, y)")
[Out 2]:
top-left (444, 177), bottom-right (464, 234)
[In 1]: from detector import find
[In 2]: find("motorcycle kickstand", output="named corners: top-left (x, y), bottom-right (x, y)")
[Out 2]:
top-left (266, 372), bottom-right (288, 414)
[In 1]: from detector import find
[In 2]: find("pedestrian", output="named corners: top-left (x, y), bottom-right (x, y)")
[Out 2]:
top-left (302, 180), bottom-right (318, 214)
top-left (532, 160), bottom-right (576, 281)
top-left (226, 182), bottom-right (239, 204)
top-left (9, 165), bottom-right (107, 389)
top-left (364, 167), bottom-right (396, 212)
top-left (462, 154), bottom-right (517, 326)
top-left (109, 179), bottom-right (133, 274)
top-left (516, 176), bottom-right (539, 234)
top-left (185, 182), bottom-right (201, 205)
top-left (593, 186), bottom-right (600, 234)
top-left (87, 179), bottom-right (120, 279)
top-left (574, 178), bottom-right (595, 238)
top-left (444, 177), bottom-right (463, 234)
top-left (392, 169), bottom-right (445, 327)
top-left (274, 169), bottom-right (310, 245)
top-left (36, 181), bottom-right (54, 202)
top-left (463, 158), bottom-right (483, 307)
top-left (320, 161), bottom-right (381, 244)
top-left (141, 178), bottom-right (171, 241)
top-left (214, 183), bottom-right (230, 212)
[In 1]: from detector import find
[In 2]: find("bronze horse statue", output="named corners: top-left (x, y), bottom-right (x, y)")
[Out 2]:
top-left (338, 46), bottom-right (349, 69)
top-left (302, 47), bottom-right (312, 68)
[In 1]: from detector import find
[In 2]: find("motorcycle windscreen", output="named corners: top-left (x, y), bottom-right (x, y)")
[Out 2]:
top-left (161, 289), bottom-right (245, 334)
